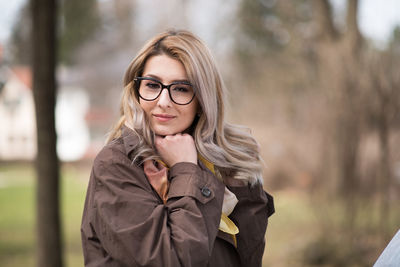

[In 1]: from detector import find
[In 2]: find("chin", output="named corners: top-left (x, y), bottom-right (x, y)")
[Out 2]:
top-left (153, 126), bottom-right (188, 136)
top-left (154, 128), bottom-right (178, 136)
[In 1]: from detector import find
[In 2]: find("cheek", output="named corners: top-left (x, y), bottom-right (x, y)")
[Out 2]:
top-left (139, 101), bottom-right (153, 116)
top-left (182, 102), bottom-right (199, 123)
top-left (188, 100), bottom-right (199, 119)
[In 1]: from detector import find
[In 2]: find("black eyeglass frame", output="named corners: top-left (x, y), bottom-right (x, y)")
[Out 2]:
top-left (134, 77), bottom-right (196, 105)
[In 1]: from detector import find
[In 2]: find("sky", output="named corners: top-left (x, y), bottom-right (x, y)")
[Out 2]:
top-left (0, 0), bottom-right (25, 42)
top-left (0, 0), bottom-right (399, 45)
top-left (331, 0), bottom-right (400, 46)
top-left (359, 0), bottom-right (400, 43)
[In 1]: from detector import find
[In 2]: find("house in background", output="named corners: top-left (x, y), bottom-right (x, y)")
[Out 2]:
top-left (0, 65), bottom-right (91, 162)
top-left (0, 66), bottom-right (36, 160)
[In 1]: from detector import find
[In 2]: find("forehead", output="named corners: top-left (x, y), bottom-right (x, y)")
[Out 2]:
top-left (142, 55), bottom-right (188, 82)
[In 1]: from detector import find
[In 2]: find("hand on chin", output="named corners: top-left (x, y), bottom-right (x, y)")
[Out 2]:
top-left (154, 133), bottom-right (197, 167)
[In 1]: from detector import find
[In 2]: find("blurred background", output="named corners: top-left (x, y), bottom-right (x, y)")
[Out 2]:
top-left (0, 0), bottom-right (399, 266)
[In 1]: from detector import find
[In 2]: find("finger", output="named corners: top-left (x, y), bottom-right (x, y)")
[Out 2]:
top-left (182, 134), bottom-right (194, 142)
top-left (164, 135), bottom-right (174, 141)
top-left (170, 133), bottom-right (182, 139)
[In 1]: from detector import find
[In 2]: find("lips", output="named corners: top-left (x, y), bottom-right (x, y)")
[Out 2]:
top-left (153, 113), bottom-right (176, 122)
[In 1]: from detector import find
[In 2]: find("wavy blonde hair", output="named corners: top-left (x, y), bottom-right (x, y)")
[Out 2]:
top-left (107, 30), bottom-right (263, 185)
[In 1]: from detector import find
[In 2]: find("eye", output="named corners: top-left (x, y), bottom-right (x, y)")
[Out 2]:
top-left (174, 87), bottom-right (189, 92)
top-left (144, 81), bottom-right (160, 89)
top-left (172, 84), bottom-right (192, 93)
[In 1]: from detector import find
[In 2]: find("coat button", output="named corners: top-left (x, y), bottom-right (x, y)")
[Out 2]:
top-left (201, 187), bottom-right (211, 197)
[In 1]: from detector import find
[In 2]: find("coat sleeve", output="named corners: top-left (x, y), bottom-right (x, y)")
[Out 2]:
top-left (81, 146), bottom-right (225, 267)
top-left (228, 183), bottom-right (274, 267)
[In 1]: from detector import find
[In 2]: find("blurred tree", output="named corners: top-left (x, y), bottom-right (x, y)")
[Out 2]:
top-left (312, 0), bottom-right (363, 218)
top-left (233, 0), bottom-right (315, 102)
top-left (113, 0), bottom-right (134, 45)
top-left (235, 0), bottom-right (313, 61)
top-left (389, 26), bottom-right (400, 55)
top-left (60, 0), bottom-right (100, 64)
top-left (293, 1), bottom-right (400, 265)
top-left (235, 0), bottom-right (286, 67)
top-left (311, 0), bottom-right (399, 253)
top-left (10, 0), bottom-right (100, 65)
top-left (365, 49), bottom-right (400, 243)
top-left (231, 0), bottom-right (323, 192)
top-left (31, 0), bottom-right (62, 267)
top-left (9, 5), bottom-right (31, 65)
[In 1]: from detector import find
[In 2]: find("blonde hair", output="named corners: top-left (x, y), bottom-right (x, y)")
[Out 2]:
top-left (107, 30), bottom-right (263, 185)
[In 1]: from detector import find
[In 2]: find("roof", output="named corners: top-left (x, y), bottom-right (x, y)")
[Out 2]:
top-left (11, 66), bottom-right (32, 89)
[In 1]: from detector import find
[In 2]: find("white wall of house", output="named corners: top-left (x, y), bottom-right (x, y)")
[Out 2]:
top-left (0, 71), bottom-right (36, 160)
top-left (56, 87), bottom-right (90, 161)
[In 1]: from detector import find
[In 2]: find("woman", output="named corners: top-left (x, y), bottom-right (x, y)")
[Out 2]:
top-left (81, 30), bottom-right (274, 267)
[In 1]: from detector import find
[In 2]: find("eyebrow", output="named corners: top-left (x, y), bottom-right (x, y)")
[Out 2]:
top-left (144, 74), bottom-right (191, 84)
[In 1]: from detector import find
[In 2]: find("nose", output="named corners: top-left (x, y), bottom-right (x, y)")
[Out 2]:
top-left (157, 88), bottom-right (172, 108)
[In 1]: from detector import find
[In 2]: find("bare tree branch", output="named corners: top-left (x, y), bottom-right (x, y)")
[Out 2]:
top-left (345, 0), bottom-right (362, 51)
top-left (313, 0), bottom-right (338, 41)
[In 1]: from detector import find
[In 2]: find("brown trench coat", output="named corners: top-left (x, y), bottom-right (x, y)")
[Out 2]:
top-left (81, 126), bottom-right (274, 267)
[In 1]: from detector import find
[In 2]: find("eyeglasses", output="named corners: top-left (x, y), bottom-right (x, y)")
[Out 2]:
top-left (134, 77), bottom-right (196, 105)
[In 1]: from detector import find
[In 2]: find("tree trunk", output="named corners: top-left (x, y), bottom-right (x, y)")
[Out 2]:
top-left (378, 114), bottom-right (390, 244)
top-left (344, 0), bottom-right (362, 59)
top-left (312, 0), bottom-right (363, 234)
top-left (372, 55), bottom-right (396, 245)
top-left (31, 0), bottom-right (63, 266)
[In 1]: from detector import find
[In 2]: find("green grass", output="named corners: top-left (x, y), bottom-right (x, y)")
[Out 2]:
top-left (262, 190), bottom-right (318, 267)
top-left (0, 162), bottom-right (89, 267)
top-left (61, 163), bottom-right (89, 267)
